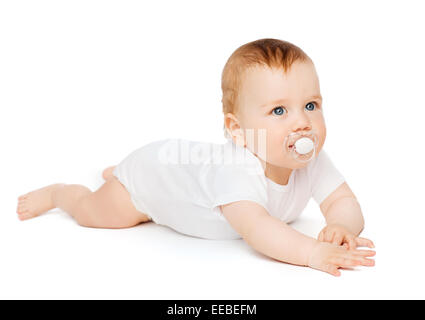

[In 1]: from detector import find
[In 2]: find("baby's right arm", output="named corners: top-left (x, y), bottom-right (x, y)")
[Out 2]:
top-left (221, 201), bottom-right (376, 276)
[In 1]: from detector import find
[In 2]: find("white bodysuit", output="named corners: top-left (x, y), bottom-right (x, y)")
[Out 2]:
top-left (112, 138), bottom-right (345, 240)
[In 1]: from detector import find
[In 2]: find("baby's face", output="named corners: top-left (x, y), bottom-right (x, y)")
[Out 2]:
top-left (234, 60), bottom-right (326, 169)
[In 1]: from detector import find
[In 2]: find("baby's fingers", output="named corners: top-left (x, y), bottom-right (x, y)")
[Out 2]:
top-left (332, 233), bottom-right (344, 246)
top-left (324, 256), bottom-right (364, 277)
top-left (350, 248), bottom-right (376, 257)
top-left (343, 235), bottom-right (357, 250)
top-left (344, 250), bottom-right (376, 266)
top-left (330, 256), bottom-right (363, 268)
top-left (323, 230), bottom-right (334, 243)
top-left (323, 264), bottom-right (341, 277)
top-left (355, 237), bottom-right (375, 248)
top-left (318, 229), bottom-right (333, 243)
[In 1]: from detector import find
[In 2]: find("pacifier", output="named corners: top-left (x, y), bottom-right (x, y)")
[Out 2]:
top-left (283, 130), bottom-right (318, 163)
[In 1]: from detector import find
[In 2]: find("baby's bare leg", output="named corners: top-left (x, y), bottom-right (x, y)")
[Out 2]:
top-left (17, 184), bottom-right (93, 222)
top-left (17, 177), bottom-right (150, 228)
top-left (51, 184), bottom-right (92, 221)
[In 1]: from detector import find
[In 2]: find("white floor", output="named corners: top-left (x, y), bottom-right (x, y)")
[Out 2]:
top-left (2, 171), bottom-right (424, 299)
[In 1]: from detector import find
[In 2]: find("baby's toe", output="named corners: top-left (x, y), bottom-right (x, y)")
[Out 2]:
top-left (18, 211), bottom-right (33, 221)
top-left (16, 205), bottom-right (27, 214)
top-left (17, 200), bottom-right (29, 213)
top-left (18, 194), bottom-right (28, 201)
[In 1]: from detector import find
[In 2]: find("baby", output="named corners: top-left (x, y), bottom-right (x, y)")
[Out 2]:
top-left (16, 38), bottom-right (375, 277)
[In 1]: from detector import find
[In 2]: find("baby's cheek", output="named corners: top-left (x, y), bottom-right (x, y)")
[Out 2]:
top-left (320, 127), bottom-right (327, 149)
top-left (269, 138), bottom-right (292, 164)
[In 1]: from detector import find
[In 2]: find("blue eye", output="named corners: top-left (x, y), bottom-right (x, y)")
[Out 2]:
top-left (305, 102), bottom-right (317, 111)
top-left (272, 106), bottom-right (286, 116)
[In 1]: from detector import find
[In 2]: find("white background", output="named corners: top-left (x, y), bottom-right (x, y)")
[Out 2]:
top-left (1, 0), bottom-right (424, 299)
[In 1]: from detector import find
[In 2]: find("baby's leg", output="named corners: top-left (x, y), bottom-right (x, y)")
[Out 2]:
top-left (16, 177), bottom-right (150, 228)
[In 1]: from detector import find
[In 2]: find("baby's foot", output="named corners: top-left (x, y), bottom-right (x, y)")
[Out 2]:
top-left (16, 183), bottom-right (65, 221)
top-left (102, 165), bottom-right (116, 180)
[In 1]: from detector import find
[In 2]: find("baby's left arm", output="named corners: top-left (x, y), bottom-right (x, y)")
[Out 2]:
top-left (318, 182), bottom-right (374, 250)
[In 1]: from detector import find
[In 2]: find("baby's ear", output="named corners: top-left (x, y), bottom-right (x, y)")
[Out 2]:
top-left (232, 129), bottom-right (246, 147)
top-left (224, 113), bottom-right (245, 146)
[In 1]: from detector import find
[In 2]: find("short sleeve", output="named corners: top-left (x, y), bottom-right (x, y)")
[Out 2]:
top-left (209, 164), bottom-right (268, 212)
top-left (199, 141), bottom-right (269, 213)
top-left (310, 149), bottom-right (346, 205)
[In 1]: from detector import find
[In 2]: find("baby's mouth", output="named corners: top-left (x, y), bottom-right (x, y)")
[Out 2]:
top-left (284, 131), bottom-right (318, 163)
top-left (286, 136), bottom-right (313, 151)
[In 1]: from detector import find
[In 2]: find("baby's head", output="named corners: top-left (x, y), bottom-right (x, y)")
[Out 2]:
top-left (221, 38), bottom-right (326, 169)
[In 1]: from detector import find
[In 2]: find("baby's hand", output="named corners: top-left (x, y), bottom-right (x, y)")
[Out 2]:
top-left (318, 224), bottom-right (375, 250)
top-left (307, 242), bottom-right (376, 277)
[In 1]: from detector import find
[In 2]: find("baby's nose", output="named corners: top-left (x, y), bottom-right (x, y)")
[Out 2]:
top-left (291, 112), bottom-right (312, 133)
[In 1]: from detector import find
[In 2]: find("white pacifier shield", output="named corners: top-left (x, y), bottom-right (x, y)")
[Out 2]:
top-left (294, 137), bottom-right (314, 155)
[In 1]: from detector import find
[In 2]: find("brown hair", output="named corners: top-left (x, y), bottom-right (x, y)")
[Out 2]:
top-left (221, 38), bottom-right (312, 138)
